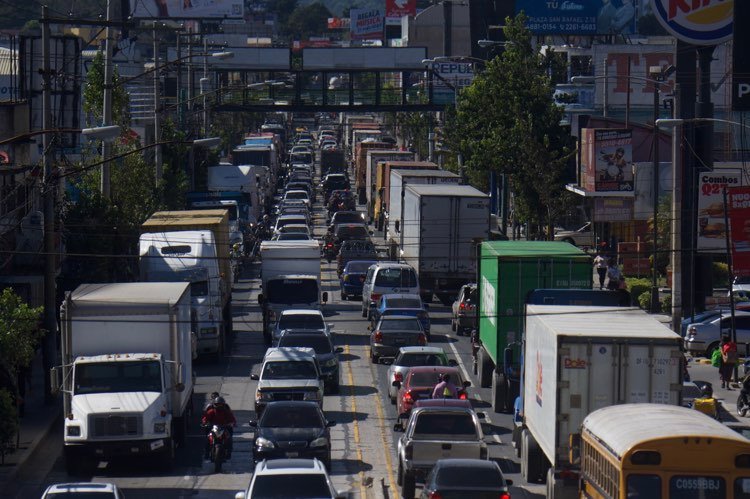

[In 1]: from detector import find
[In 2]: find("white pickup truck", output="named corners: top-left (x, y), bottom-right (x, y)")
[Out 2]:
top-left (394, 404), bottom-right (488, 499)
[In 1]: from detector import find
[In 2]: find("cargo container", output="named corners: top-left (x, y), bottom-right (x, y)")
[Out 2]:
top-left (365, 150), bottom-right (415, 219)
top-left (374, 161), bottom-right (438, 230)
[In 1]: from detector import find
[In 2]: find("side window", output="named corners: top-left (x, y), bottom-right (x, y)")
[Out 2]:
top-left (735, 316), bottom-right (750, 329)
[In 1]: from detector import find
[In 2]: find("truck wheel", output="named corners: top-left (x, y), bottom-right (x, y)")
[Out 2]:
top-left (451, 318), bottom-right (456, 332)
top-left (361, 306), bottom-right (367, 318)
top-left (506, 379), bottom-right (520, 413)
top-left (402, 471), bottom-right (416, 499)
top-left (479, 349), bottom-right (493, 388)
top-left (523, 429), bottom-right (546, 484)
top-left (546, 468), bottom-right (556, 499)
top-left (512, 426), bottom-right (522, 458)
top-left (492, 372), bottom-right (507, 413)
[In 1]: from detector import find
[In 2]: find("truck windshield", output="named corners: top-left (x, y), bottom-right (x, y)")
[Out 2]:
top-left (250, 475), bottom-right (330, 498)
top-left (262, 361), bottom-right (318, 379)
top-left (143, 269), bottom-right (210, 297)
top-left (75, 360), bottom-right (162, 395)
top-left (267, 279), bottom-right (319, 304)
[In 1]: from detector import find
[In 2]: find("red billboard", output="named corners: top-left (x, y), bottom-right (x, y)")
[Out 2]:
top-left (580, 128), bottom-right (633, 193)
top-left (386, 0), bottom-right (416, 25)
top-left (728, 186), bottom-right (750, 277)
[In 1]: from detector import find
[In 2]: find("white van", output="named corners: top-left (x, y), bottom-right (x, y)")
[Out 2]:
top-left (361, 262), bottom-right (420, 319)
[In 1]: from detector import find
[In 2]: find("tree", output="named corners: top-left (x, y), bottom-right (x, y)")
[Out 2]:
top-left (284, 3), bottom-right (333, 40)
top-left (0, 288), bottom-right (44, 380)
top-left (444, 13), bottom-right (576, 237)
top-left (82, 51), bottom-right (130, 127)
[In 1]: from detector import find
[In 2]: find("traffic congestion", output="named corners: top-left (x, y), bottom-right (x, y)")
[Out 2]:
top-left (18, 113), bottom-right (750, 499)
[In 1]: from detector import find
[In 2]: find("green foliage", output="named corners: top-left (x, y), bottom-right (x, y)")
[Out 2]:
top-left (647, 195), bottom-right (671, 276)
top-left (394, 112), bottom-right (432, 162)
top-left (283, 2), bottom-right (333, 40)
top-left (661, 294), bottom-right (672, 314)
top-left (713, 262), bottom-right (730, 288)
top-left (444, 13), bottom-right (576, 237)
top-left (0, 388), bottom-right (18, 459)
top-left (0, 288), bottom-right (44, 375)
top-left (627, 278), bottom-right (652, 307)
top-left (638, 291), bottom-right (652, 310)
top-left (82, 51), bottom-right (130, 127)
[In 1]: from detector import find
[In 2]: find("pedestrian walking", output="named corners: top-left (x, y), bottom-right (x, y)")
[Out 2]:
top-left (720, 334), bottom-right (739, 388)
top-left (594, 252), bottom-right (607, 289)
top-left (606, 260), bottom-right (622, 290)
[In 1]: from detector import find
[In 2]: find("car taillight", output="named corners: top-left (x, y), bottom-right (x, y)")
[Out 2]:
top-left (417, 333), bottom-right (427, 346)
top-left (429, 492), bottom-right (443, 499)
top-left (459, 302), bottom-right (466, 311)
top-left (459, 391), bottom-right (467, 400)
top-left (326, 243), bottom-right (333, 248)
top-left (394, 372), bottom-right (403, 382)
top-left (404, 390), bottom-right (414, 404)
top-left (370, 293), bottom-right (381, 302)
top-left (405, 442), bottom-right (413, 460)
top-left (499, 493), bottom-right (511, 499)
top-left (374, 331), bottom-right (383, 343)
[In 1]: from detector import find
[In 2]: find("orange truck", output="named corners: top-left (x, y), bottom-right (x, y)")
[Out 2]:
top-left (374, 161), bottom-right (438, 230)
top-left (354, 140), bottom-right (394, 205)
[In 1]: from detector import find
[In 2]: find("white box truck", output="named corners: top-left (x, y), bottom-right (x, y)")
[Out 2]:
top-left (258, 240), bottom-right (327, 344)
top-left (139, 230), bottom-right (224, 357)
top-left (207, 164), bottom-right (267, 223)
top-left (518, 305), bottom-right (683, 497)
top-left (399, 184), bottom-right (490, 304)
top-left (52, 282), bottom-right (195, 474)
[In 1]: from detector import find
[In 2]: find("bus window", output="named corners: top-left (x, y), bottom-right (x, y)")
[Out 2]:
top-left (669, 476), bottom-right (724, 498)
top-left (626, 474), bottom-right (661, 499)
top-left (735, 477), bottom-right (750, 499)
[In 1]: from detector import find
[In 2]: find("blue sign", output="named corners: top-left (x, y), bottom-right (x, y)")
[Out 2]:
top-left (516, 0), bottom-right (637, 35)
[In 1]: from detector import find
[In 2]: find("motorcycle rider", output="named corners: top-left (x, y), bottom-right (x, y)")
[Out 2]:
top-left (201, 396), bottom-right (236, 460)
top-left (431, 373), bottom-right (459, 399)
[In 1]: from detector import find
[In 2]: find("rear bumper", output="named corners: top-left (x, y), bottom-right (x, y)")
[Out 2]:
top-left (341, 282), bottom-right (364, 295)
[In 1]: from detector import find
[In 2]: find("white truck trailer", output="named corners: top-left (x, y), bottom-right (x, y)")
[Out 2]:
top-left (519, 305), bottom-right (683, 498)
top-left (52, 282), bottom-right (195, 474)
top-left (399, 184), bottom-right (490, 304)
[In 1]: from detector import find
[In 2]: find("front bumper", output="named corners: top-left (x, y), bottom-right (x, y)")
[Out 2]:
top-left (64, 438), bottom-right (171, 460)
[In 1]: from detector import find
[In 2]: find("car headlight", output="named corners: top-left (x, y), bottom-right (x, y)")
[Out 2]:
top-left (324, 358), bottom-right (337, 367)
top-left (154, 422), bottom-right (167, 433)
top-left (256, 437), bottom-right (276, 450)
top-left (67, 425), bottom-right (81, 437)
top-left (256, 391), bottom-right (273, 402)
top-left (303, 391), bottom-right (321, 401)
top-left (310, 437), bottom-right (328, 448)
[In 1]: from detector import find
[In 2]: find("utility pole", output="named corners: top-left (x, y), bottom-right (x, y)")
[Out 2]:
top-left (650, 70), bottom-right (661, 314)
top-left (41, 5), bottom-right (56, 404)
top-left (153, 25), bottom-right (162, 183)
top-left (176, 35), bottom-right (182, 128)
top-left (443, 0), bottom-right (452, 57)
top-left (203, 37), bottom-right (209, 136)
top-left (671, 84), bottom-right (682, 333)
top-left (101, 0), bottom-right (114, 198)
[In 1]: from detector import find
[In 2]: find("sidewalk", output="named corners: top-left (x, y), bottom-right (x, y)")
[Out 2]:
top-left (0, 351), bottom-right (61, 490)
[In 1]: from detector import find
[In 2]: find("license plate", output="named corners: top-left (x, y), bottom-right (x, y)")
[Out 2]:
top-left (286, 452), bottom-right (299, 458)
top-left (150, 439), bottom-right (164, 451)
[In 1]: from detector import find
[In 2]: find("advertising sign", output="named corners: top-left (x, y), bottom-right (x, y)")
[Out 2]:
top-left (733, 1), bottom-right (750, 111)
top-left (386, 0), bottom-right (416, 26)
top-left (515, 0), bottom-right (639, 35)
top-left (594, 198), bottom-right (633, 222)
top-left (581, 129), bottom-right (634, 193)
top-left (698, 170), bottom-right (742, 253)
top-left (130, 0), bottom-right (243, 19)
top-left (728, 186), bottom-right (750, 277)
top-left (426, 61), bottom-right (474, 106)
top-left (328, 17), bottom-right (351, 30)
top-left (350, 8), bottom-right (384, 40)
top-left (652, 0), bottom-right (733, 45)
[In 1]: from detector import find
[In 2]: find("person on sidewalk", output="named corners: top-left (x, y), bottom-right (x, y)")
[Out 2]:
top-left (720, 334), bottom-right (739, 389)
top-left (594, 252), bottom-right (608, 290)
top-left (606, 260), bottom-right (622, 291)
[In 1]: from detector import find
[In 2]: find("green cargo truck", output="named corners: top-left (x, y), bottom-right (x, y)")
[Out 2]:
top-left (474, 241), bottom-right (592, 413)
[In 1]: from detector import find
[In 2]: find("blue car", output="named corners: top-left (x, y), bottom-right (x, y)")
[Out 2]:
top-left (370, 293), bottom-right (431, 339)
top-left (340, 260), bottom-right (377, 300)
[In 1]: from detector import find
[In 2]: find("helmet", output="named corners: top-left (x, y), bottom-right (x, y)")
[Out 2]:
top-left (701, 384), bottom-right (713, 398)
top-left (214, 396), bottom-right (227, 407)
top-left (440, 373), bottom-right (451, 383)
top-left (210, 391), bottom-right (220, 401)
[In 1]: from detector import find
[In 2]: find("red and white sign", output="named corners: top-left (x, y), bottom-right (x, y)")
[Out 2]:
top-left (728, 186), bottom-right (750, 277)
top-left (386, 0), bottom-right (416, 26)
top-left (697, 170), bottom-right (742, 253)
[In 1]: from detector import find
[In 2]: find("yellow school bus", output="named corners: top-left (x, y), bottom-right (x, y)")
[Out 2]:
top-left (577, 403), bottom-right (750, 499)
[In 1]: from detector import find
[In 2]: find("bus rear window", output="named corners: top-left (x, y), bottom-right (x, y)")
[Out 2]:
top-left (669, 476), bottom-right (724, 499)
top-left (735, 478), bottom-right (750, 498)
top-left (627, 474), bottom-right (661, 499)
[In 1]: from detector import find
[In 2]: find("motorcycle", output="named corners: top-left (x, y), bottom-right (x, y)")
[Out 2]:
top-left (204, 424), bottom-right (232, 473)
top-left (323, 241), bottom-right (337, 263)
top-left (737, 361), bottom-right (750, 417)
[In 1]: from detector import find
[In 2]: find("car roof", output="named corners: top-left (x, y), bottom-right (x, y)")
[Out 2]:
top-left (264, 347), bottom-right (317, 361)
top-left (373, 262), bottom-right (413, 270)
top-left (434, 458), bottom-right (501, 471)
top-left (254, 458), bottom-right (327, 475)
top-left (281, 309), bottom-right (324, 316)
top-left (408, 365), bottom-right (460, 374)
top-left (383, 294), bottom-right (422, 301)
top-left (44, 483), bottom-right (118, 494)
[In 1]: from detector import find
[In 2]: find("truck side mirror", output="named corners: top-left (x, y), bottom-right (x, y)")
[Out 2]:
top-left (393, 421), bottom-right (404, 432)
top-left (322, 291), bottom-right (329, 304)
top-left (49, 367), bottom-right (60, 395)
top-left (392, 380), bottom-right (401, 388)
top-left (463, 380), bottom-right (471, 388)
top-left (257, 294), bottom-right (265, 305)
top-left (250, 373), bottom-right (260, 380)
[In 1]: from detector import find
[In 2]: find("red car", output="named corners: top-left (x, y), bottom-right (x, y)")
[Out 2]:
top-left (393, 366), bottom-right (470, 418)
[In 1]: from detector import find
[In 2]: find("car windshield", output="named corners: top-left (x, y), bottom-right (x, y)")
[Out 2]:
top-left (278, 335), bottom-right (333, 355)
top-left (250, 475), bottom-right (332, 498)
top-left (410, 371), bottom-right (459, 387)
top-left (75, 360), bottom-right (162, 395)
top-left (386, 298), bottom-right (421, 308)
top-left (46, 493), bottom-right (117, 498)
top-left (277, 218), bottom-right (307, 229)
top-left (266, 280), bottom-right (319, 304)
top-left (347, 261), bottom-right (376, 273)
top-left (335, 226), bottom-right (368, 239)
top-left (333, 213), bottom-right (363, 224)
top-left (378, 318), bottom-right (421, 331)
top-left (341, 241), bottom-right (375, 253)
top-left (435, 466), bottom-right (503, 487)
top-left (286, 191), bottom-right (309, 200)
top-left (260, 405), bottom-right (324, 428)
top-left (279, 314), bottom-right (325, 330)
top-left (736, 276), bottom-right (750, 285)
top-left (374, 268), bottom-right (418, 287)
top-left (414, 413), bottom-right (477, 436)
top-left (397, 353), bottom-right (447, 367)
top-left (276, 234), bottom-right (310, 241)
top-left (262, 361), bottom-right (318, 379)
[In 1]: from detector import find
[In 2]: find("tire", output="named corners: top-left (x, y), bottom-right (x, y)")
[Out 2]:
top-left (451, 319), bottom-right (457, 332)
top-left (706, 341), bottom-right (720, 358)
top-left (739, 396), bottom-right (749, 417)
top-left (397, 460), bottom-right (404, 486)
top-left (522, 429), bottom-right (547, 484)
top-left (479, 348), bottom-right (493, 388)
top-left (402, 471), bottom-right (416, 499)
top-left (370, 352), bottom-right (379, 364)
top-left (213, 444), bottom-right (224, 473)
top-left (341, 292), bottom-right (347, 301)
top-left (361, 306), bottom-right (367, 318)
top-left (492, 372), bottom-right (507, 413)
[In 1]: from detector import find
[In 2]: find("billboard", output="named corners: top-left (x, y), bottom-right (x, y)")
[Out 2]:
top-left (734, 1), bottom-right (750, 111)
top-left (129, 0), bottom-right (243, 19)
top-left (350, 8), bottom-right (384, 40)
top-left (581, 129), bottom-right (634, 193)
top-left (386, 0), bottom-right (416, 26)
top-left (594, 198), bottom-right (633, 222)
top-left (697, 170), bottom-right (742, 253)
top-left (729, 186), bottom-right (750, 277)
top-left (652, 0), bottom-right (732, 45)
top-left (516, 0), bottom-right (640, 35)
top-left (426, 61), bottom-right (475, 106)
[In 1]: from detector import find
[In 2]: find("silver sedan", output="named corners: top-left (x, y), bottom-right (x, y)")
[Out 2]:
top-left (385, 346), bottom-right (456, 404)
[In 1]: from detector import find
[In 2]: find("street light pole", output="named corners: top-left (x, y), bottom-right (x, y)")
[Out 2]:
top-left (101, 0), bottom-right (115, 198)
top-left (153, 26), bottom-right (162, 183)
top-left (651, 67), bottom-right (661, 314)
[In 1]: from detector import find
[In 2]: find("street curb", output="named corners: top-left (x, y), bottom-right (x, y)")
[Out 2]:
top-left (1, 409), bottom-right (61, 490)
